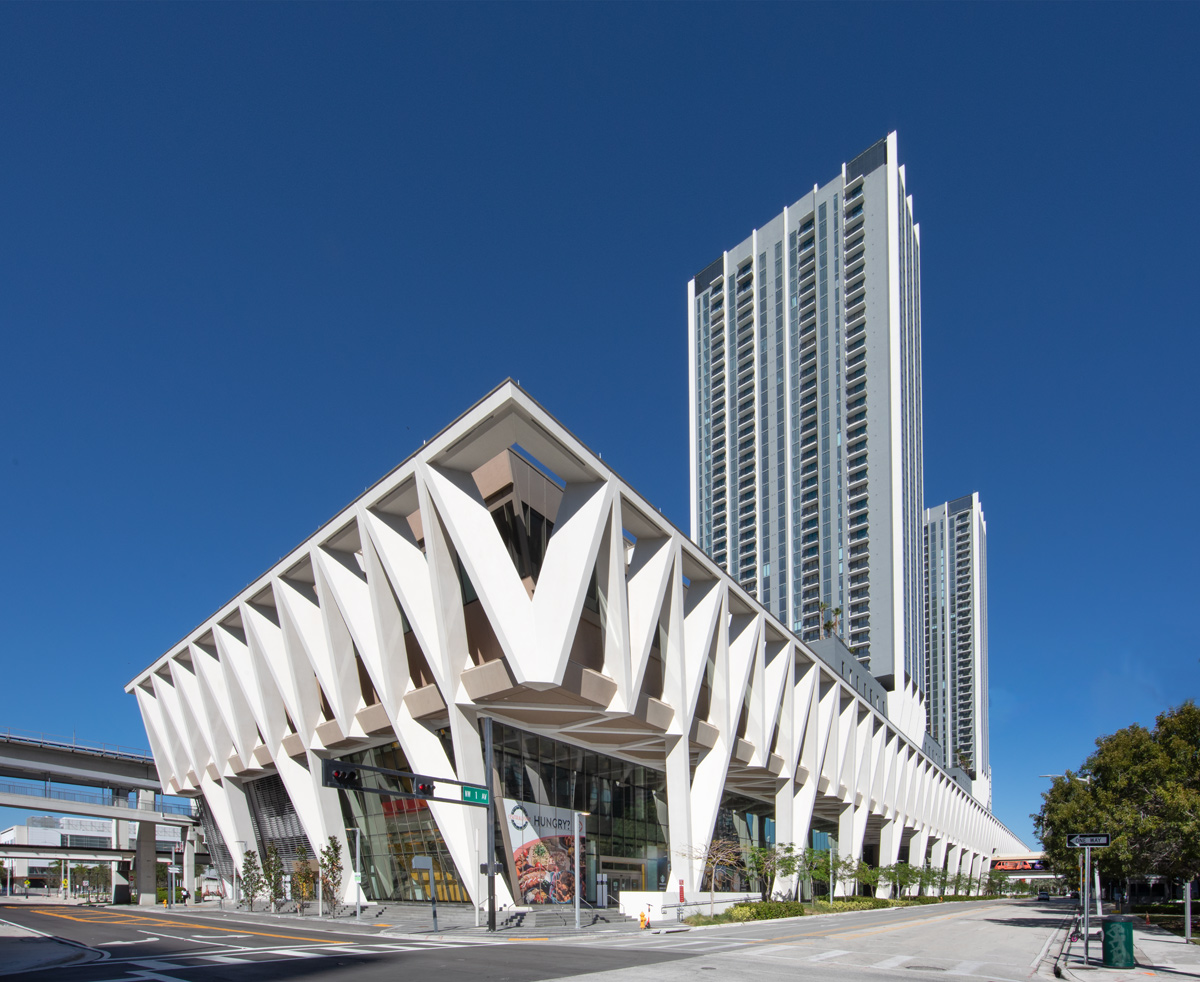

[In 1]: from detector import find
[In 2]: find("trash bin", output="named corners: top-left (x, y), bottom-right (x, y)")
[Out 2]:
top-left (1102, 916), bottom-right (1135, 968)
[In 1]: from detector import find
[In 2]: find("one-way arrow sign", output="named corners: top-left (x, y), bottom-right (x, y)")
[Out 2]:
top-left (1067, 833), bottom-right (1110, 848)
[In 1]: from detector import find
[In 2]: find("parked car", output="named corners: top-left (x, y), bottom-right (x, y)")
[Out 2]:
top-left (1037, 889), bottom-right (1050, 901)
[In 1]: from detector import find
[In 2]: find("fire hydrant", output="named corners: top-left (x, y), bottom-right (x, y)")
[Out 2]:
top-left (639, 910), bottom-right (649, 930)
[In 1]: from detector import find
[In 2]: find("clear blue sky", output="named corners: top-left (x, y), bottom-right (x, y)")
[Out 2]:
top-left (2, 3), bottom-right (1197, 850)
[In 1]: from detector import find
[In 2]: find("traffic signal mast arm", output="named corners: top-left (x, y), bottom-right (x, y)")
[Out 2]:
top-left (320, 756), bottom-right (489, 808)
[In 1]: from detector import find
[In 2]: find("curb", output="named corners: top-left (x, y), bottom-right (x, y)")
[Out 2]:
top-left (0, 917), bottom-right (108, 978)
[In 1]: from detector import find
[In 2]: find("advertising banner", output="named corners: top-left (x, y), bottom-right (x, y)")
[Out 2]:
top-left (504, 799), bottom-right (581, 904)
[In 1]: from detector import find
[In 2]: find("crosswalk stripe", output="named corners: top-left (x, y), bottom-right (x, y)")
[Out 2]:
top-left (808, 948), bottom-right (850, 962)
top-left (201, 954), bottom-right (249, 964)
top-left (873, 955), bottom-right (913, 969)
top-left (949, 960), bottom-right (986, 975)
top-left (276, 949), bottom-right (322, 958)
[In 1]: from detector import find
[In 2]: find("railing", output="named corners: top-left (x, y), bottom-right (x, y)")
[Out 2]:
top-left (0, 726), bottom-right (153, 763)
top-left (0, 780), bottom-right (193, 816)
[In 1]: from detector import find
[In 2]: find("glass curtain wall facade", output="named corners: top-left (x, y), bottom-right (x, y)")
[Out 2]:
top-left (338, 740), bottom-right (469, 903)
top-left (491, 721), bottom-right (670, 904)
top-left (689, 132), bottom-right (926, 695)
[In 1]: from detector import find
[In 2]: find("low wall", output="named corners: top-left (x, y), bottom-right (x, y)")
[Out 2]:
top-left (619, 889), bottom-right (759, 922)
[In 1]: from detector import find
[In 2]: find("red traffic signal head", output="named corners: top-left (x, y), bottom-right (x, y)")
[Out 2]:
top-left (415, 780), bottom-right (435, 797)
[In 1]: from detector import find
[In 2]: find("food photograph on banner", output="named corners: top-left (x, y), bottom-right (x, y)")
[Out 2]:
top-left (505, 800), bottom-right (581, 905)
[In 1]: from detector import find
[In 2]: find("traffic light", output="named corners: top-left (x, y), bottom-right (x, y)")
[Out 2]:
top-left (322, 758), bottom-right (360, 789)
top-left (333, 767), bottom-right (360, 788)
top-left (414, 779), bottom-right (435, 798)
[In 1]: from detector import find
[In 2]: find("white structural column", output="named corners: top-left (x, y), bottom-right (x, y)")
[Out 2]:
top-left (946, 844), bottom-right (963, 893)
top-left (135, 789), bottom-right (157, 906)
top-left (928, 837), bottom-right (947, 895)
top-left (182, 829), bottom-right (196, 902)
top-left (906, 825), bottom-right (930, 895)
top-left (875, 819), bottom-right (903, 898)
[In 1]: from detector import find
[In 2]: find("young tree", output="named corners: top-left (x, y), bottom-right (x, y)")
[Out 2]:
top-left (744, 843), bottom-right (799, 902)
top-left (292, 844), bottom-right (315, 914)
top-left (681, 839), bottom-right (746, 915)
top-left (798, 847), bottom-right (833, 900)
top-left (319, 835), bottom-right (344, 909)
top-left (262, 844), bottom-right (284, 912)
top-left (240, 850), bottom-right (265, 912)
top-left (889, 861), bottom-right (920, 898)
top-left (852, 860), bottom-right (881, 897)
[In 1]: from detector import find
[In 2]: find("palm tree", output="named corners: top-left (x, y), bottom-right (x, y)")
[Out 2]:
top-left (817, 601), bottom-right (829, 639)
top-left (828, 606), bottom-right (842, 638)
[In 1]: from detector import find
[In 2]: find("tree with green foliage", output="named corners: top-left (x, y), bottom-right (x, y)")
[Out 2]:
top-left (319, 835), bottom-right (344, 909)
top-left (240, 850), bottom-right (265, 912)
top-left (292, 843), bottom-right (315, 914)
top-left (852, 859), bottom-right (881, 897)
top-left (745, 843), bottom-right (800, 902)
top-left (1033, 701), bottom-right (1200, 892)
top-left (262, 844), bottom-right (284, 912)
top-left (797, 847), bottom-right (832, 899)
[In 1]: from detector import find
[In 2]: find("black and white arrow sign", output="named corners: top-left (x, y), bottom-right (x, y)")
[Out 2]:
top-left (1067, 833), bottom-right (1110, 848)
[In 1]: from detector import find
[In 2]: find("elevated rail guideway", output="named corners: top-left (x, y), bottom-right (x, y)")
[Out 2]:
top-left (0, 727), bottom-right (197, 904)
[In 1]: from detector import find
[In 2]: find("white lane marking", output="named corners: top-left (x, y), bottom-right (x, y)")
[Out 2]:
top-left (199, 933), bottom-right (252, 939)
top-left (275, 949), bottom-right (322, 958)
top-left (98, 938), bottom-right (160, 946)
top-left (948, 960), bottom-right (986, 975)
top-left (873, 954), bottom-right (913, 969)
top-left (131, 960), bottom-right (189, 970)
top-left (808, 948), bottom-right (851, 962)
top-left (754, 944), bottom-right (800, 957)
top-left (136, 929), bottom-right (231, 946)
top-left (201, 954), bottom-right (250, 963)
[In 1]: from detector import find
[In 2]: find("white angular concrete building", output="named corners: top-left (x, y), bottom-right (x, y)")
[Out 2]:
top-left (127, 382), bottom-right (1022, 910)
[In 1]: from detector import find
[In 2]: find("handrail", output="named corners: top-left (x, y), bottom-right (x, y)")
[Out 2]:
top-left (0, 726), bottom-right (153, 763)
top-left (0, 780), bottom-right (193, 816)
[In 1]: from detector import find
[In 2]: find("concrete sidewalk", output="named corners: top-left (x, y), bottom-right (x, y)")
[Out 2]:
top-left (1059, 917), bottom-right (1200, 982)
top-left (0, 916), bottom-right (105, 976)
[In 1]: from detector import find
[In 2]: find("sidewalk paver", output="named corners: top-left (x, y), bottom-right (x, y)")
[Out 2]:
top-left (1059, 916), bottom-right (1200, 982)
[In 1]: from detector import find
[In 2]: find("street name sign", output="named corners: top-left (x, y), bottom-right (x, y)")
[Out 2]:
top-left (1067, 833), bottom-right (1110, 848)
top-left (167, 865), bottom-right (182, 873)
top-left (462, 785), bottom-right (489, 805)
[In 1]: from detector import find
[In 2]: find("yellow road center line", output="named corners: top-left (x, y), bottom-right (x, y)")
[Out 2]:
top-left (31, 907), bottom-right (340, 944)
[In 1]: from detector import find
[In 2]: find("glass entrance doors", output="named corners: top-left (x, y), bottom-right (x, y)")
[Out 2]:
top-left (600, 858), bottom-right (646, 904)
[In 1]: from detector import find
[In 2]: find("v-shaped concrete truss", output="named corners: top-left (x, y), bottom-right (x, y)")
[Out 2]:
top-left (127, 382), bottom-right (1025, 905)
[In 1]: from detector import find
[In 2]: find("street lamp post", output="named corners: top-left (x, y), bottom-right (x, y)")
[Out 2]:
top-left (346, 827), bottom-right (362, 922)
top-left (574, 811), bottom-right (590, 930)
top-left (1041, 773), bottom-right (1101, 966)
top-left (234, 840), bottom-right (246, 908)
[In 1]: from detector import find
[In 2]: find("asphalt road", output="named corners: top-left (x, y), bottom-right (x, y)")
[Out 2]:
top-left (0, 898), bottom-right (1070, 982)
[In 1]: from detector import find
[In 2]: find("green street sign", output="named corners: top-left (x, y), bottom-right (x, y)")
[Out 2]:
top-left (461, 786), bottom-right (489, 805)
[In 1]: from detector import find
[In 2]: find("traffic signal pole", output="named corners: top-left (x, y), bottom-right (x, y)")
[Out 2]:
top-left (320, 751), bottom-right (493, 926)
top-left (484, 715), bottom-right (496, 933)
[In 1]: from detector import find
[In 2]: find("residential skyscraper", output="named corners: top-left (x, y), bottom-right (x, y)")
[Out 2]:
top-left (688, 132), bottom-right (925, 731)
top-left (923, 493), bottom-right (991, 807)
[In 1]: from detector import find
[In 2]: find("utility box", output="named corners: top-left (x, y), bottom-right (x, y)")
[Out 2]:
top-left (1102, 916), bottom-right (1135, 968)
